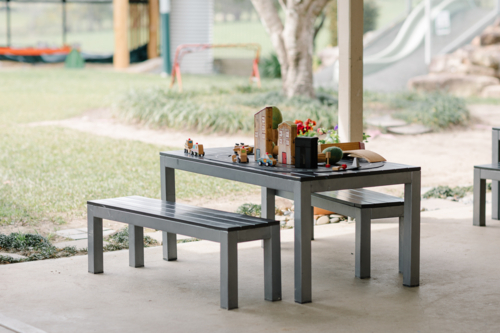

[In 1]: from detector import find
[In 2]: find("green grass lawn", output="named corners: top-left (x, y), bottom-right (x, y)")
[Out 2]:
top-left (0, 68), bottom-right (255, 226)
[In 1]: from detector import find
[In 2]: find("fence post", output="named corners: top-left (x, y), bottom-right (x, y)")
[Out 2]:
top-left (160, 0), bottom-right (172, 74)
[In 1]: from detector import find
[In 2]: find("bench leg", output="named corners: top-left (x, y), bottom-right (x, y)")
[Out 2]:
top-left (493, 181), bottom-right (500, 220)
top-left (355, 209), bottom-right (371, 279)
top-left (264, 225), bottom-right (282, 302)
top-left (162, 232), bottom-right (177, 261)
top-left (129, 225), bottom-right (144, 268)
top-left (88, 208), bottom-right (103, 274)
top-left (473, 168), bottom-right (486, 226)
top-left (220, 231), bottom-right (238, 310)
top-left (399, 216), bottom-right (403, 274)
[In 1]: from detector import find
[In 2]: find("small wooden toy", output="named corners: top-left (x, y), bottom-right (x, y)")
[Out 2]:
top-left (295, 137), bottom-right (318, 169)
top-left (257, 152), bottom-right (277, 167)
top-left (325, 152), bottom-right (331, 168)
top-left (277, 121), bottom-right (297, 165)
top-left (345, 150), bottom-right (386, 163)
top-left (231, 148), bottom-right (248, 163)
top-left (233, 143), bottom-right (254, 155)
top-left (190, 142), bottom-right (205, 157)
top-left (254, 107), bottom-right (274, 159)
top-left (332, 164), bottom-right (347, 171)
top-left (184, 138), bottom-right (194, 154)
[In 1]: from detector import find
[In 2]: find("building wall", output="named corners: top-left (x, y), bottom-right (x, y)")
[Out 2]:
top-left (170, 0), bottom-right (213, 74)
top-left (278, 123), bottom-right (297, 165)
top-left (254, 107), bottom-right (273, 159)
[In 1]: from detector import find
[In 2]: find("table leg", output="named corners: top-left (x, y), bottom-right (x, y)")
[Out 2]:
top-left (403, 171), bottom-right (420, 287)
top-left (161, 160), bottom-right (177, 261)
top-left (492, 129), bottom-right (500, 220)
top-left (261, 187), bottom-right (275, 220)
top-left (261, 187), bottom-right (275, 248)
top-left (473, 168), bottom-right (486, 227)
top-left (293, 182), bottom-right (312, 303)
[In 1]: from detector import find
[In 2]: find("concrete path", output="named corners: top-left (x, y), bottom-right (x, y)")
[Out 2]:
top-left (2, 207), bottom-right (500, 332)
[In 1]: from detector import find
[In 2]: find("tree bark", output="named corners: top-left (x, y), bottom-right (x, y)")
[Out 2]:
top-left (251, 0), bottom-right (330, 98)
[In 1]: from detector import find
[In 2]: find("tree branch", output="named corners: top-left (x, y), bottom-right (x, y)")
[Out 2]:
top-left (251, 0), bottom-right (288, 78)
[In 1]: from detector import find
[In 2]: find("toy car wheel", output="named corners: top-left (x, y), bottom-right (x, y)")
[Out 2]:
top-left (237, 157), bottom-right (241, 163)
top-left (258, 161), bottom-right (263, 166)
top-left (194, 152), bottom-right (198, 156)
top-left (202, 153), bottom-right (205, 157)
top-left (266, 162), bottom-right (271, 167)
top-left (184, 149), bottom-right (187, 153)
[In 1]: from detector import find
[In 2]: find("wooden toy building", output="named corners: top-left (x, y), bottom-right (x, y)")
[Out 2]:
top-left (277, 121), bottom-right (297, 165)
top-left (254, 107), bottom-right (274, 159)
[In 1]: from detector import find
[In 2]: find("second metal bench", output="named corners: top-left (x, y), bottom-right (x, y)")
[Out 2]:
top-left (87, 196), bottom-right (281, 310)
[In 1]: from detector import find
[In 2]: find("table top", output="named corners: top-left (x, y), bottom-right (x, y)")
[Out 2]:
top-left (161, 147), bottom-right (420, 181)
top-left (475, 163), bottom-right (500, 170)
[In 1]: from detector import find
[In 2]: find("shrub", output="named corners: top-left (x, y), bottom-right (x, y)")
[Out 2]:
top-left (390, 92), bottom-right (470, 130)
top-left (260, 53), bottom-right (281, 78)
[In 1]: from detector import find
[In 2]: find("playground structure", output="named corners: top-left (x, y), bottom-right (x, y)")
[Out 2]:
top-left (0, 0), bottom-right (159, 68)
top-left (170, 43), bottom-right (262, 92)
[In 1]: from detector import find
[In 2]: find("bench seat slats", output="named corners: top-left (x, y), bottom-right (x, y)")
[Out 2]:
top-left (88, 196), bottom-right (278, 231)
top-left (105, 197), bottom-right (268, 228)
top-left (125, 196), bottom-right (274, 224)
top-left (314, 189), bottom-right (404, 208)
top-left (115, 196), bottom-right (272, 227)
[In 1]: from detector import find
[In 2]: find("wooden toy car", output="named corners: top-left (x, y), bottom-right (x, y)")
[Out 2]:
top-left (231, 148), bottom-right (248, 163)
top-left (184, 138), bottom-right (194, 154)
top-left (257, 153), bottom-right (277, 167)
top-left (190, 142), bottom-right (205, 157)
top-left (233, 143), bottom-right (253, 155)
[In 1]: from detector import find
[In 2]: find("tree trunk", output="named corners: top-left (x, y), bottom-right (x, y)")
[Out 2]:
top-left (251, 0), bottom-right (329, 98)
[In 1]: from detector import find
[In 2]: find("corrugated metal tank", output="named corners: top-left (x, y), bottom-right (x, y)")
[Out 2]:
top-left (170, 0), bottom-right (213, 74)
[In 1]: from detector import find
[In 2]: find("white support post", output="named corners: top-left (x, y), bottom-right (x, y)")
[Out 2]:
top-left (425, 0), bottom-right (432, 65)
top-left (338, 0), bottom-right (364, 143)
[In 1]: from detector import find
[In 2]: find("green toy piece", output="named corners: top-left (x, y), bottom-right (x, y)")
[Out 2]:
top-left (322, 146), bottom-right (343, 164)
top-left (65, 49), bottom-right (85, 69)
top-left (271, 106), bottom-right (283, 129)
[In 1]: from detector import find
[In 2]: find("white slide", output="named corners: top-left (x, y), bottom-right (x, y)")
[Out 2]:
top-left (363, 0), bottom-right (472, 75)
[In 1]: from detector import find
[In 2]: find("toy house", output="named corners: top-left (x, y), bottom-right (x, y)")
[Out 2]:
top-left (277, 121), bottom-right (297, 165)
top-left (254, 107), bottom-right (274, 159)
top-left (295, 137), bottom-right (318, 169)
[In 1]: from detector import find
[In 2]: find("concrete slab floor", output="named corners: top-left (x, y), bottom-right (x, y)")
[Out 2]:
top-left (1, 216), bottom-right (500, 333)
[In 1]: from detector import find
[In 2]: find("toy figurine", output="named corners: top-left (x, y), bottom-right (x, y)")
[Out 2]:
top-left (325, 152), bottom-right (331, 168)
top-left (231, 148), bottom-right (248, 163)
top-left (257, 152), bottom-right (277, 167)
top-left (184, 138), bottom-right (194, 154)
top-left (191, 142), bottom-right (205, 157)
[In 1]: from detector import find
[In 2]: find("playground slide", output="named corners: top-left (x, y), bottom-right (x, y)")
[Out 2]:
top-left (363, 0), bottom-right (473, 76)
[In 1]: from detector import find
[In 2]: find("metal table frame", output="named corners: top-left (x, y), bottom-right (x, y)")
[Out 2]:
top-left (160, 149), bottom-right (421, 304)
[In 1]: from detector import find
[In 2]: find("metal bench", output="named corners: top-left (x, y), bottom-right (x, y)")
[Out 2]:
top-left (474, 164), bottom-right (500, 226)
top-left (474, 127), bottom-right (500, 226)
top-left (87, 196), bottom-right (281, 310)
top-left (277, 188), bottom-right (405, 279)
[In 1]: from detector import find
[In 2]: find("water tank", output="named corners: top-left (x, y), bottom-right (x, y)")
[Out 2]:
top-left (170, 0), bottom-right (213, 74)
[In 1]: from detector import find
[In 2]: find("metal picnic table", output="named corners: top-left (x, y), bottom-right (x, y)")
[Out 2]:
top-left (160, 147), bottom-right (421, 304)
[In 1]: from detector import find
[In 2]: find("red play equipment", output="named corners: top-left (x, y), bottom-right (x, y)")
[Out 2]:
top-left (170, 43), bottom-right (262, 92)
top-left (0, 46), bottom-right (72, 56)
